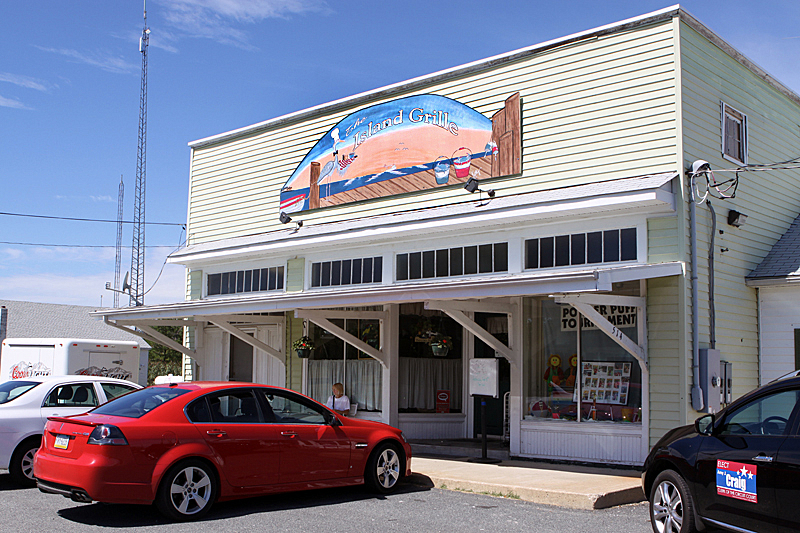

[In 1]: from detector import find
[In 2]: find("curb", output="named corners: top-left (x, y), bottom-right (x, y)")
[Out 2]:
top-left (407, 472), bottom-right (645, 510)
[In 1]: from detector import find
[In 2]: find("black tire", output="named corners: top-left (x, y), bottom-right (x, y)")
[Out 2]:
top-left (365, 442), bottom-right (403, 494)
top-left (649, 469), bottom-right (697, 533)
top-left (9, 437), bottom-right (41, 487)
top-left (155, 459), bottom-right (217, 521)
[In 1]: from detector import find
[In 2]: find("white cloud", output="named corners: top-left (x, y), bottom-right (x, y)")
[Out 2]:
top-left (0, 247), bottom-right (186, 307)
top-left (35, 46), bottom-right (138, 75)
top-left (156, 0), bottom-right (329, 49)
top-left (90, 195), bottom-right (116, 203)
top-left (0, 94), bottom-right (31, 110)
top-left (0, 72), bottom-right (48, 91)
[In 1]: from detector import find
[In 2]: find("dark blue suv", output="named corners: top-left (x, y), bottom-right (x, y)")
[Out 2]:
top-left (642, 371), bottom-right (800, 533)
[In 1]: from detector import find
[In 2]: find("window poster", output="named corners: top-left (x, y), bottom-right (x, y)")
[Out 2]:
top-left (580, 362), bottom-right (632, 405)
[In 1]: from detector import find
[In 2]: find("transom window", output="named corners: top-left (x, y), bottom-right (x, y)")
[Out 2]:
top-left (396, 242), bottom-right (508, 281)
top-left (525, 228), bottom-right (636, 269)
top-left (722, 102), bottom-right (747, 164)
top-left (311, 256), bottom-right (383, 288)
top-left (207, 266), bottom-right (284, 296)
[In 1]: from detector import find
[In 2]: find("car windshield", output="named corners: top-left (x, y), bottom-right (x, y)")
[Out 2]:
top-left (0, 381), bottom-right (39, 404)
top-left (91, 386), bottom-right (190, 418)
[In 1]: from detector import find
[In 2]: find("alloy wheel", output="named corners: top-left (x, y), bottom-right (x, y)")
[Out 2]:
top-left (169, 465), bottom-right (213, 516)
top-left (652, 479), bottom-right (683, 533)
top-left (376, 447), bottom-right (400, 489)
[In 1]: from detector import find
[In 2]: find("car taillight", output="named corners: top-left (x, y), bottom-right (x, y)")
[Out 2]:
top-left (87, 425), bottom-right (128, 446)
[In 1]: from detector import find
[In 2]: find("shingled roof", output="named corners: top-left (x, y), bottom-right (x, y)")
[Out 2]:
top-left (747, 213), bottom-right (800, 284)
top-left (0, 300), bottom-right (149, 346)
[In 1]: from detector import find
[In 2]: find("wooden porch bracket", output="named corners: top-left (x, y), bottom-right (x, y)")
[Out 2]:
top-left (294, 310), bottom-right (387, 367)
top-left (103, 318), bottom-right (196, 358)
top-left (424, 301), bottom-right (519, 368)
top-left (202, 317), bottom-right (284, 364)
top-left (553, 294), bottom-right (647, 372)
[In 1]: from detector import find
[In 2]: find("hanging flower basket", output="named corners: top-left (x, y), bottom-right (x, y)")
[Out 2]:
top-left (292, 336), bottom-right (314, 358)
top-left (430, 342), bottom-right (450, 357)
top-left (429, 335), bottom-right (452, 357)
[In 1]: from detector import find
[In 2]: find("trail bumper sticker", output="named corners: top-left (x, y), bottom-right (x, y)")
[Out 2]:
top-left (716, 460), bottom-right (757, 503)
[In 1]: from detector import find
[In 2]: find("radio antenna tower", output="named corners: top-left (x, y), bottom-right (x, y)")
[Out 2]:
top-left (129, 1), bottom-right (150, 306)
top-left (114, 175), bottom-right (124, 308)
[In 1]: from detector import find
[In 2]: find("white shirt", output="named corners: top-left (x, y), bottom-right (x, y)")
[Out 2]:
top-left (326, 394), bottom-right (350, 412)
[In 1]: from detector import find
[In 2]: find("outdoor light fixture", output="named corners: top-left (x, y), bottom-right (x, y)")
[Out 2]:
top-left (464, 177), bottom-right (495, 198)
top-left (727, 209), bottom-right (748, 227)
top-left (279, 211), bottom-right (303, 231)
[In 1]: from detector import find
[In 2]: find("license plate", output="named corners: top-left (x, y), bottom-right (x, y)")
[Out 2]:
top-left (54, 434), bottom-right (69, 450)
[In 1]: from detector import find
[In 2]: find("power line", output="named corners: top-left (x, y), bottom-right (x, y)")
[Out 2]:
top-left (0, 211), bottom-right (183, 227)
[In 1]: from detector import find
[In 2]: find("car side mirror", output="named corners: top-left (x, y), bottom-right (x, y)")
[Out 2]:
top-left (695, 413), bottom-right (715, 435)
top-left (327, 413), bottom-right (342, 427)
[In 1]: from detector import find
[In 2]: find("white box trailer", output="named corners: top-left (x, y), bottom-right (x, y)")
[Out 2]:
top-left (0, 338), bottom-right (147, 385)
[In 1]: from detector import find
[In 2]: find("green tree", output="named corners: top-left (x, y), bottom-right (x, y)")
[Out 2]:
top-left (147, 325), bottom-right (183, 385)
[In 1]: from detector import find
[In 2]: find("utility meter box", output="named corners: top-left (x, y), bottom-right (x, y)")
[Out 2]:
top-left (700, 348), bottom-right (721, 413)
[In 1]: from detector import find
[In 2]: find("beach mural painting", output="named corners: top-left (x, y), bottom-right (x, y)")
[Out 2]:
top-left (279, 92), bottom-right (521, 215)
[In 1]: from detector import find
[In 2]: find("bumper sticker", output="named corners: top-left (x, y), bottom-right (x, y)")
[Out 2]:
top-left (716, 460), bottom-right (757, 503)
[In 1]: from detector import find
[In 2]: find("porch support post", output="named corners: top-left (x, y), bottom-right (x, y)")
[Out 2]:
top-left (294, 311), bottom-right (387, 367)
top-left (383, 304), bottom-right (399, 427)
top-left (203, 318), bottom-right (284, 364)
top-left (509, 296), bottom-right (524, 455)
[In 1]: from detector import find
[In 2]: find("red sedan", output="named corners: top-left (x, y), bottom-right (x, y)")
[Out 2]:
top-left (34, 382), bottom-right (412, 520)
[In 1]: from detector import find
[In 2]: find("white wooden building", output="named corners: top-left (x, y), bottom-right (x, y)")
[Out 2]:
top-left (96, 7), bottom-right (800, 466)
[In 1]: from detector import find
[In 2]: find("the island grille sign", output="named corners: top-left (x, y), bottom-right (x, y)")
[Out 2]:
top-left (280, 93), bottom-right (520, 215)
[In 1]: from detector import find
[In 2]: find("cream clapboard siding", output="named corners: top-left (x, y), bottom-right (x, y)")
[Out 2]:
top-left (186, 21), bottom-right (679, 245)
top-left (680, 21), bottom-right (800, 412)
top-left (758, 287), bottom-right (800, 383)
top-left (647, 275), bottom-right (683, 445)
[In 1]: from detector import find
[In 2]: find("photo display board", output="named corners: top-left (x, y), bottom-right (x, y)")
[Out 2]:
top-left (580, 362), bottom-right (632, 405)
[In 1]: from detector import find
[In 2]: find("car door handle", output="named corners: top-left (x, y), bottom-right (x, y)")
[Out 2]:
top-left (206, 430), bottom-right (227, 438)
top-left (752, 454), bottom-right (774, 462)
top-left (281, 431), bottom-right (297, 438)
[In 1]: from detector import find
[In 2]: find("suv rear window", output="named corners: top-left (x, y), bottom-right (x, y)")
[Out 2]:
top-left (92, 386), bottom-right (190, 418)
top-left (0, 381), bottom-right (39, 404)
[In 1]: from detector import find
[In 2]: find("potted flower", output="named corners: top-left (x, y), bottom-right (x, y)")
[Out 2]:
top-left (292, 336), bottom-right (315, 358)
top-left (429, 334), bottom-right (452, 357)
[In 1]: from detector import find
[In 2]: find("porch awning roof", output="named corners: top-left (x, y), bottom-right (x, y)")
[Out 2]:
top-left (92, 261), bottom-right (683, 322)
top-left (170, 172), bottom-right (677, 267)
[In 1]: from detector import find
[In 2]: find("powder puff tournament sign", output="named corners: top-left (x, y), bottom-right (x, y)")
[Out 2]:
top-left (716, 460), bottom-right (757, 503)
top-left (280, 93), bottom-right (520, 215)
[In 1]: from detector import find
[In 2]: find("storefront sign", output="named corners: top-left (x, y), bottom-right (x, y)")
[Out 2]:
top-left (560, 305), bottom-right (636, 331)
top-left (280, 93), bottom-right (520, 215)
top-left (436, 389), bottom-right (450, 413)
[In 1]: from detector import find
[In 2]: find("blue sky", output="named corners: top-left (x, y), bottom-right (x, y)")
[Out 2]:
top-left (2, 0), bottom-right (799, 307)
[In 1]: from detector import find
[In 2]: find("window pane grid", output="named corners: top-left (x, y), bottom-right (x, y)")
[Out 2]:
top-left (525, 228), bottom-right (637, 269)
top-left (310, 257), bottom-right (383, 288)
top-left (396, 242), bottom-right (509, 281)
top-left (208, 266), bottom-right (284, 296)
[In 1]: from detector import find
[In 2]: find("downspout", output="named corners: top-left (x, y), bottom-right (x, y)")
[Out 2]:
top-left (689, 165), bottom-right (705, 411)
top-left (708, 201), bottom-right (717, 350)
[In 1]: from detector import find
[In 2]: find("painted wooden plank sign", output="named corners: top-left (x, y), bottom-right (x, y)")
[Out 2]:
top-left (280, 93), bottom-right (520, 215)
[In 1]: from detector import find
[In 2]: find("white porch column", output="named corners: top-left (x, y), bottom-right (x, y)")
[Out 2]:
top-left (382, 304), bottom-right (400, 427)
top-left (510, 296), bottom-right (524, 455)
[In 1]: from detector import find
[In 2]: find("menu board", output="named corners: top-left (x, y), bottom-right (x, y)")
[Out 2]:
top-left (580, 362), bottom-right (632, 405)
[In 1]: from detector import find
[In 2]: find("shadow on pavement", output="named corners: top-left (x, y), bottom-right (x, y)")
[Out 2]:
top-left (55, 482), bottom-right (431, 527)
